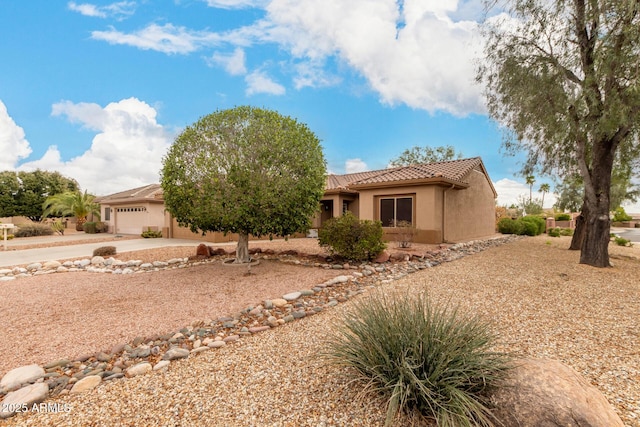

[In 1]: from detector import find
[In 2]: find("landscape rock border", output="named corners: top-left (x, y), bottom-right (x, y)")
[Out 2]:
top-left (1, 236), bottom-right (523, 419)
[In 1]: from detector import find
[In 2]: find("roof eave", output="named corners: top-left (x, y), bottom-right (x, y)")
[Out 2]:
top-left (348, 177), bottom-right (469, 190)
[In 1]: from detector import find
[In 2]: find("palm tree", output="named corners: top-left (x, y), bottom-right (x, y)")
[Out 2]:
top-left (42, 190), bottom-right (100, 231)
top-left (525, 175), bottom-right (536, 202)
top-left (539, 183), bottom-right (550, 208)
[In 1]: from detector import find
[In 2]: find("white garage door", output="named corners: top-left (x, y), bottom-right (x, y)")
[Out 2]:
top-left (115, 206), bottom-right (147, 235)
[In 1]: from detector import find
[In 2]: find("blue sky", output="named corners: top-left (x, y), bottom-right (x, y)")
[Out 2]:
top-left (2, 1), bottom-right (632, 210)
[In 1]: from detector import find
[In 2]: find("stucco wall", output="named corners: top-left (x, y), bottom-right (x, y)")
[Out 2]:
top-left (103, 202), bottom-right (165, 235)
top-left (443, 168), bottom-right (496, 242)
top-left (357, 185), bottom-right (443, 244)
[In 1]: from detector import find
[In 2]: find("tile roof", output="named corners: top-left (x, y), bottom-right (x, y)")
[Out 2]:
top-left (96, 184), bottom-right (163, 204)
top-left (327, 157), bottom-right (485, 190)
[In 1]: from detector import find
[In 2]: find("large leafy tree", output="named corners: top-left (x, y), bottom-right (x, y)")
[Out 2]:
top-left (0, 170), bottom-right (79, 221)
top-left (161, 106), bottom-right (327, 264)
top-left (389, 145), bottom-right (463, 167)
top-left (0, 171), bottom-right (20, 218)
top-left (479, 0), bottom-right (640, 267)
top-left (42, 190), bottom-right (100, 231)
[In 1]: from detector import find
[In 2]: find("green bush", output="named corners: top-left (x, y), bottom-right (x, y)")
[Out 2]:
top-left (548, 228), bottom-right (561, 237)
top-left (521, 215), bottom-right (545, 235)
top-left (520, 220), bottom-right (538, 236)
top-left (83, 222), bottom-right (97, 234)
top-left (497, 217), bottom-right (524, 235)
top-left (548, 227), bottom-right (574, 237)
top-left (614, 236), bottom-right (632, 247)
top-left (318, 212), bottom-right (386, 261)
top-left (554, 213), bottom-right (571, 221)
top-left (326, 291), bottom-right (512, 426)
top-left (559, 228), bottom-right (574, 236)
top-left (141, 229), bottom-right (162, 238)
top-left (93, 246), bottom-right (116, 257)
top-left (612, 207), bottom-right (632, 222)
top-left (13, 223), bottom-right (54, 237)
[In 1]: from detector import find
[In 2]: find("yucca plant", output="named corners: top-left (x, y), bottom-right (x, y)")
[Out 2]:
top-left (325, 290), bottom-right (512, 427)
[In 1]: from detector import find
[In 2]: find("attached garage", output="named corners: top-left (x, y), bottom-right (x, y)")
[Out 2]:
top-left (95, 184), bottom-right (166, 236)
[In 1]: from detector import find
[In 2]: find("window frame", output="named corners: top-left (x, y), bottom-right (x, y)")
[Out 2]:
top-left (377, 194), bottom-right (415, 227)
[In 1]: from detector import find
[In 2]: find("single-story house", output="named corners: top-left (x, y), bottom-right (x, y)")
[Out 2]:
top-left (97, 157), bottom-right (497, 244)
top-left (94, 184), bottom-right (165, 235)
top-left (315, 157), bottom-right (497, 243)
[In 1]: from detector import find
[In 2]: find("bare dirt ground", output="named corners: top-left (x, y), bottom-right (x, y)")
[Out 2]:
top-left (1, 235), bottom-right (639, 426)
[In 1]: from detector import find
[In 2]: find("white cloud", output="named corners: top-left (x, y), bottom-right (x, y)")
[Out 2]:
top-left (203, 0), bottom-right (269, 8)
top-left (0, 100), bottom-right (32, 170)
top-left (207, 48), bottom-right (247, 75)
top-left (493, 178), bottom-right (557, 209)
top-left (345, 158), bottom-right (368, 173)
top-left (92, 23), bottom-right (223, 55)
top-left (68, 1), bottom-right (136, 19)
top-left (18, 98), bottom-right (172, 196)
top-left (86, 1), bottom-right (487, 114)
top-left (245, 70), bottom-right (285, 95)
top-left (258, 0), bottom-right (485, 115)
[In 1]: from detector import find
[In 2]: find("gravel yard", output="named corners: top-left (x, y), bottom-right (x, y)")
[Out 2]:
top-left (1, 236), bottom-right (639, 426)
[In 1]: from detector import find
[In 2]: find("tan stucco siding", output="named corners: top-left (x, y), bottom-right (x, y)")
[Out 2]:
top-left (357, 185), bottom-right (443, 243)
top-left (444, 168), bottom-right (496, 242)
top-left (103, 202), bottom-right (165, 235)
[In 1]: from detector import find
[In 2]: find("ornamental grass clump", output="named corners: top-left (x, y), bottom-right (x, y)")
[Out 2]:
top-left (326, 291), bottom-right (512, 427)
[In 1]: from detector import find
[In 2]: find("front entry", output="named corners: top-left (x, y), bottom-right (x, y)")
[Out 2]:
top-left (320, 200), bottom-right (334, 225)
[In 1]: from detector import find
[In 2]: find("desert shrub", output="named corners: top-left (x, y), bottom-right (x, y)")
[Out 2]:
top-left (497, 217), bottom-right (524, 235)
top-left (141, 229), bottom-right (163, 238)
top-left (521, 216), bottom-right (545, 235)
top-left (554, 213), bottom-right (571, 221)
top-left (395, 220), bottom-right (418, 248)
top-left (612, 207), bottom-right (632, 222)
top-left (548, 228), bottom-right (561, 237)
top-left (93, 246), bottom-right (116, 257)
top-left (318, 211), bottom-right (386, 261)
top-left (614, 236), bottom-right (632, 247)
top-left (83, 222), bottom-right (97, 234)
top-left (13, 223), bottom-right (54, 237)
top-left (326, 291), bottom-right (512, 427)
top-left (96, 222), bottom-right (109, 233)
top-left (559, 228), bottom-right (574, 236)
top-left (520, 220), bottom-right (538, 236)
top-left (50, 221), bottom-right (65, 236)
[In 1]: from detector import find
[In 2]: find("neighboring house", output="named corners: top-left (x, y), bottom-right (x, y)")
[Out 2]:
top-left (95, 184), bottom-right (165, 235)
top-left (97, 157), bottom-right (497, 243)
top-left (314, 157), bottom-right (497, 243)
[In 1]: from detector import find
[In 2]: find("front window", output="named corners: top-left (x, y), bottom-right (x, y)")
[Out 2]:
top-left (104, 207), bottom-right (111, 221)
top-left (379, 196), bottom-right (413, 226)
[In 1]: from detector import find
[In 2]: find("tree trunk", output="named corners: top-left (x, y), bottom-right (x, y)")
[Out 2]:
top-left (578, 151), bottom-right (613, 268)
top-left (569, 201), bottom-right (588, 250)
top-left (579, 210), bottom-right (611, 267)
top-left (235, 232), bottom-right (251, 263)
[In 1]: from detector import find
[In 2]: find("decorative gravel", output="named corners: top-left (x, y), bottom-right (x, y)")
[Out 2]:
top-left (1, 236), bottom-right (638, 426)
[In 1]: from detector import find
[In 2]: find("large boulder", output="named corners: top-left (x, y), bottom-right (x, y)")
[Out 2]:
top-left (195, 244), bottom-right (210, 257)
top-left (489, 358), bottom-right (624, 427)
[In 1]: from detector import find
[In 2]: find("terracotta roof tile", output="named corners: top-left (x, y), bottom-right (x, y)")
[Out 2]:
top-left (329, 157), bottom-right (483, 188)
top-left (96, 184), bottom-right (163, 203)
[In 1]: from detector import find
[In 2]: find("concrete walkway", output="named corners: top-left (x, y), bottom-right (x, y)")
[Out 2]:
top-left (0, 235), bottom-right (233, 268)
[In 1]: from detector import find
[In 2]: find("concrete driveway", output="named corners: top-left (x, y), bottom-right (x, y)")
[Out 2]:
top-left (0, 235), bottom-right (231, 268)
top-left (613, 227), bottom-right (640, 243)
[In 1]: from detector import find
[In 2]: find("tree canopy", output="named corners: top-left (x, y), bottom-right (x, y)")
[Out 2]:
top-left (479, 0), bottom-right (640, 267)
top-left (388, 145), bottom-right (463, 167)
top-left (0, 170), bottom-right (79, 221)
top-left (161, 106), bottom-right (326, 263)
top-left (42, 190), bottom-right (100, 230)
